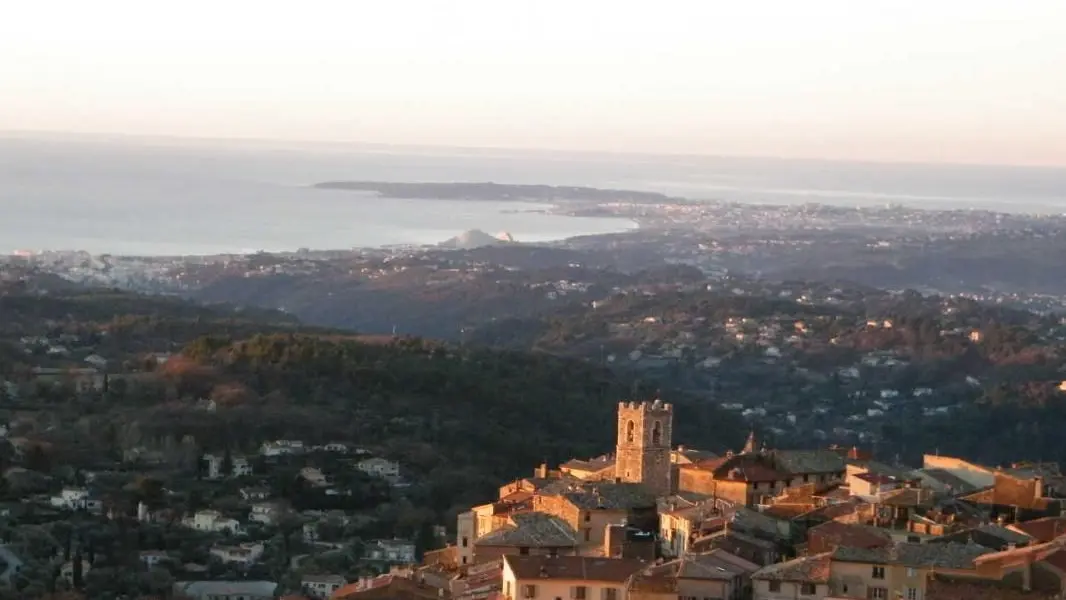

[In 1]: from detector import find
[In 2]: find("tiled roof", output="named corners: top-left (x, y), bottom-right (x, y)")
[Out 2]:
top-left (560, 456), bottom-right (616, 473)
top-left (851, 460), bottom-right (913, 481)
top-left (673, 448), bottom-right (719, 464)
top-left (773, 450), bottom-right (845, 475)
top-left (854, 472), bottom-right (900, 485)
top-left (879, 487), bottom-right (934, 507)
top-left (696, 454), bottom-right (789, 483)
top-left (807, 521), bottom-right (893, 552)
top-left (475, 512), bottom-right (578, 547)
top-left (503, 556), bottom-right (646, 583)
top-left (541, 481), bottom-right (657, 511)
top-left (928, 524), bottom-right (1033, 550)
top-left (832, 542), bottom-right (992, 569)
top-left (920, 468), bottom-right (981, 494)
top-left (926, 573), bottom-right (1058, 600)
top-left (1009, 517), bottom-right (1066, 543)
top-left (751, 552), bottom-right (831, 583)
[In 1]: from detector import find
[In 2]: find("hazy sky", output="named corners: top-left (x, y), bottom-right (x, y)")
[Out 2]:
top-left (3, 0), bottom-right (1066, 165)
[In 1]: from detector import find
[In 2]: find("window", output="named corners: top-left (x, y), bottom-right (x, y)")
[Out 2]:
top-left (602, 589), bottom-right (618, 600)
top-left (549, 548), bottom-right (559, 558)
top-left (801, 583), bottom-right (817, 596)
top-left (803, 474), bottom-right (810, 482)
top-left (519, 547), bottom-right (530, 555)
top-left (626, 421), bottom-right (635, 443)
top-left (907, 588), bottom-right (919, 600)
top-left (906, 567), bottom-right (917, 578)
top-left (523, 585), bottom-right (538, 599)
top-left (768, 581), bottom-right (782, 593)
top-left (872, 566), bottom-right (885, 579)
top-left (584, 512), bottom-right (591, 522)
top-left (462, 537), bottom-right (469, 548)
top-left (652, 421), bottom-right (662, 445)
top-left (907, 536), bottom-right (921, 543)
top-left (571, 586), bottom-right (587, 600)
top-left (462, 556), bottom-right (468, 565)
top-left (584, 529), bottom-right (591, 542)
top-left (868, 587), bottom-right (887, 599)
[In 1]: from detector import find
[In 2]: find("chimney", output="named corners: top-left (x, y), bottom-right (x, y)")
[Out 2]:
top-left (536, 463), bottom-right (549, 479)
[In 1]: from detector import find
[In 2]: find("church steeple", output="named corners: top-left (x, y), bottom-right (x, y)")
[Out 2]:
top-left (742, 429), bottom-right (758, 454)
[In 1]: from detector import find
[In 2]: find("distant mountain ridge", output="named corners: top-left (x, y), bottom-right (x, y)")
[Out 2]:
top-left (313, 181), bottom-right (675, 203)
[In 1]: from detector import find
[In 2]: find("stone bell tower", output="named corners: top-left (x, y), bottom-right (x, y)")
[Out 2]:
top-left (615, 399), bottom-right (673, 495)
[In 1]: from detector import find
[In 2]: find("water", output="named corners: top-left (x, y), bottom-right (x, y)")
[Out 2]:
top-left (2, 134), bottom-right (1065, 256)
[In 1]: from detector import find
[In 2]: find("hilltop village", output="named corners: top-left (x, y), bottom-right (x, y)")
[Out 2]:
top-left (405, 400), bottom-right (1066, 600)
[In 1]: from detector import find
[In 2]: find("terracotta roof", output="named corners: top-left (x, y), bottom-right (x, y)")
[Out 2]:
top-left (503, 556), bottom-right (647, 583)
top-left (806, 521), bottom-right (893, 553)
top-left (833, 542), bottom-right (992, 569)
top-left (1010, 517), bottom-right (1066, 543)
top-left (763, 503), bottom-right (816, 519)
top-left (331, 576), bottom-right (442, 600)
top-left (926, 573), bottom-right (1057, 600)
top-left (697, 454), bottom-right (789, 483)
top-left (879, 487), bottom-right (934, 507)
top-left (751, 552), bottom-right (831, 583)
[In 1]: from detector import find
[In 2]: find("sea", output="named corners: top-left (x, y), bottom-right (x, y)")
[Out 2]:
top-left (2, 133), bottom-right (1065, 256)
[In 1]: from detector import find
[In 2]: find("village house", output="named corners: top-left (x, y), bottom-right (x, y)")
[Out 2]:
top-left (50, 487), bottom-right (101, 512)
top-left (301, 573), bottom-right (347, 598)
top-left (365, 539), bottom-right (417, 565)
top-left (677, 433), bottom-right (845, 507)
top-left (260, 439), bottom-right (305, 457)
top-left (173, 581), bottom-right (278, 600)
top-left (752, 552), bottom-right (832, 600)
top-left (185, 509), bottom-right (241, 534)
top-left (357, 457), bottom-right (402, 481)
top-left (210, 542), bottom-right (265, 567)
top-left (827, 542), bottom-right (994, 599)
top-left (203, 453), bottom-right (253, 479)
top-left (502, 555), bottom-right (646, 600)
top-left (249, 501), bottom-right (286, 526)
top-left (628, 549), bottom-right (760, 600)
top-left (473, 512), bottom-right (579, 564)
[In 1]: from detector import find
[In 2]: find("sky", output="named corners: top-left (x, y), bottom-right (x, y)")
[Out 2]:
top-left (2, 0), bottom-right (1066, 166)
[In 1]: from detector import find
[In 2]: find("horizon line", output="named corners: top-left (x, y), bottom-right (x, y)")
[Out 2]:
top-left (3, 128), bottom-right (1065, 171)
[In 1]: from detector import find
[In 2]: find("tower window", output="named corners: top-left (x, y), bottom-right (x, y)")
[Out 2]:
top-left (626, 420), bottom-right (635, 443)
top-left (652, 421), bottom-right (662, 446)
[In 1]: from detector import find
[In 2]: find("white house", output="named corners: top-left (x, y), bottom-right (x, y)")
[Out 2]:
top-left (302, 574), bottom-right (347, 599)
top-left (210, 542), bottom-right (264, 567)
top-left (260, 439), bottom-right (305, 457)
top-left (249, 502), bottom-right (284, 526)
top-left (356, 457), bottom-right (400, 480)
top-left (50, 488), bottom-right (100, 512)
top-left (186, 510), bottom-right (241, 534)
top-left (365, 539), bottom-right (416, 565)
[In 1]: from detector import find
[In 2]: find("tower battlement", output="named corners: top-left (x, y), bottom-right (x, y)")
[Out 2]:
top-left (615, 398), bottom-right (673, 495)
top-left (617, 399), bottom-right (673, 412)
